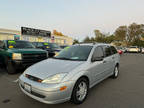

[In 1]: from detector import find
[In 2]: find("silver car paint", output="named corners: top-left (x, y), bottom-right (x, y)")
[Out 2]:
top-left (24, 58), bottom-right (84, 80)
top-left (19, 44), bottom-right (120, 104)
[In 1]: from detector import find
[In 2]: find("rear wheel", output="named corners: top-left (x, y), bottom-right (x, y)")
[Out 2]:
top-left (71, 78), bottom-right (89, 104)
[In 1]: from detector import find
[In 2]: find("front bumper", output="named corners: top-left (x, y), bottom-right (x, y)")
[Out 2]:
top-left (19, 75), bottom-right (75, 104)
top-left (9, 59), bottom-right (45, 69)
top-left (127, 50), bottom-right (140, 53)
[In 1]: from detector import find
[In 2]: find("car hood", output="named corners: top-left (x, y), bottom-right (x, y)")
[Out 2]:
top-left (8, 48), bottom-right (46, 54)
top-left (24, 58), bottom-right (84, 79)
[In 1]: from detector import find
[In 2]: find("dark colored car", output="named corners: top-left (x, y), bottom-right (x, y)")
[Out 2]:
top-left (0, 40), bottom-right (48, 74)
top-left (32, 42), bottom-right (62, 57)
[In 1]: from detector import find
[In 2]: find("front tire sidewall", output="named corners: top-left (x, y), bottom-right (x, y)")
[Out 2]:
top-left (71, 78), bottom-right (89, 104)
top-left (113, 65), bottom-right (119, 78)
top-left (6, 62), bottom-right (16, 74)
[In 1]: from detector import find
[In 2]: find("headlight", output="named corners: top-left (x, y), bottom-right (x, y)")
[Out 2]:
top-left (42, 73), bottom-right (67, 84)
top-left (12, 53), bottom-right (22, 60)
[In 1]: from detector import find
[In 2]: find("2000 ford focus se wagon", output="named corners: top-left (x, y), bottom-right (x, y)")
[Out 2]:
top-left (19, 43), bottom-right (120, 104)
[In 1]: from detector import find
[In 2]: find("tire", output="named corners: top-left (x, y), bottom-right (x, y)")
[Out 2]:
top-left (112, 65), bottom-right (119, 78)
top-left (6, 62), bottom-right (16, 74)
top-left (71, 77), bottom-right (89, 104)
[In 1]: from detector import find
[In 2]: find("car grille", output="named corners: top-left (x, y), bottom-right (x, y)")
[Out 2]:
top-left (22, 53), bottom-right (47, 60)
top-left (25, 74), bottom-right (43, 83)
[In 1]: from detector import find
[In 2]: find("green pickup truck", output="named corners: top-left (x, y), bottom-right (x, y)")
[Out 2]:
top-left (0, 40), bottom-right (48, 74)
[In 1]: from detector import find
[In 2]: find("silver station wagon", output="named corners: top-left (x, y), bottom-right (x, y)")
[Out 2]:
top-left (19, 43), bottom-right (120, 104)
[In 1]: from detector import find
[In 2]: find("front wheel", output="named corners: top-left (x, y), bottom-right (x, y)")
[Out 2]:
top-left (6, 62), bottom-right (16, 74)
top-left (71, 78), bottom-right (89, 104)
top-left (112, 65), bottom-right (119, 78)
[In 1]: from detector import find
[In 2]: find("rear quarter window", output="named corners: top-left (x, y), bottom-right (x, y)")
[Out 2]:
top-left (110, 46), bottom-right (117, 54)
top-left (102, 46), bottom-right (112, 57)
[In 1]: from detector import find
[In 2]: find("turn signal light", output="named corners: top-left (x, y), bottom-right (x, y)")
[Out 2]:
top-left (37, 79), bottom-right (43, 83)
top-left (60, 86), bottom-right (67, 91)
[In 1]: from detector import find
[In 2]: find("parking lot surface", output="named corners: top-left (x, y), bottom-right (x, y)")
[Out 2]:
top-left (0, 54), bottom-right (144, 108)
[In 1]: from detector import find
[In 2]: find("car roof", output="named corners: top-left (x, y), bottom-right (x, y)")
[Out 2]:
top-left (32, 42), bottom-right (57, 44)
top-left (74, 43), bottom-right (111, 47)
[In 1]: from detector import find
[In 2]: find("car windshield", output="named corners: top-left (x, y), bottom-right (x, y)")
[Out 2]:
top-left (130, 46), bottom-right (137, 48)
top-left (54, 45), bottom-right (93, 61)
top-left (49, 43), bottom-right (60, 49)
top-left (7, 40), bottom-right (35, 49)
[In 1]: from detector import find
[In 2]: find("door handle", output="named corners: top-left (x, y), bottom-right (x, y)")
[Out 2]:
top-left (103, 60), bottom-right (107, 63)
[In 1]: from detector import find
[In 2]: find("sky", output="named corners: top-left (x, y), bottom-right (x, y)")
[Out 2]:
top-left (0, 0), bottom-right (144, 41)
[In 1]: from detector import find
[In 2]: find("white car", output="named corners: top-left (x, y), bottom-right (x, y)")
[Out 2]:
top-left (142, 48), bottom-right (144, 53)
top-left (127, 46), bottom-right (140, 53)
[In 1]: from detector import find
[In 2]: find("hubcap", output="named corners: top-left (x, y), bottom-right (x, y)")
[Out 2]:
top-left (76, 82), bottom-right (87, 101)
top-left (115, 67), bottom-right (119, 77)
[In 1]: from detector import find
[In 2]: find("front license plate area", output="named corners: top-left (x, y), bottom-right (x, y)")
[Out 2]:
top-left (24, 83), bottom-right (31, 93)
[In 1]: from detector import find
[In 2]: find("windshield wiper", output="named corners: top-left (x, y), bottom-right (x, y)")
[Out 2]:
top-left (53, 57), bottom-right (72, 60)
top-left (53, 57), bottom-right (85, 61)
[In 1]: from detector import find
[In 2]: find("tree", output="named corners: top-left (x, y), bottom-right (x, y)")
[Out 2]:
top-left (90, 37), bottom-right (96, 42)
top-left (59, 32), bottom-right (63, 36)
top-left (115, 26), bottom-right (127, 41)
top-left (94, 30), bottom-right (103, 37)
top-left (53, 30), bottom-right (58, 35)
top-left (105, 35), bottom-right (115, 43)
top-left (127, 23), bottom-right (144, 43)
top-left (83, 36), bottom-right (91, 43)
top-left (53, 30), bottom-right (64, 36)
top-left (73, 39), bottom-right (79, 44)
top-left (114, 23), bottom-right (144, 46)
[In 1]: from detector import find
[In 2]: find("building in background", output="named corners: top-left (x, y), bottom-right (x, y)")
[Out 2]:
top-left (52, 35), bottom-right (73, 45)
top-left (0, 28), bottom-right (21, 40)
top-left (0, 28), bottom-right (73, 45)
top-left (21, 27), bottom-right (51, 43)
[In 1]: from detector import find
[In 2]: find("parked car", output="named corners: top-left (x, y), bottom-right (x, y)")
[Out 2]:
top-left (116, 46), bottom-right (126, 53)
top-left (0, 40), bottom-right (48, 74)
top-left (127, 46), bottom-right (140, 53)
top-left (19, 43), bottom-right (120, 104)
top-left (141, 48), bottom-right (144, 54)
top-left (32, 42), bottom-right (61, 57)
top-left (117, 50), bottom-right (123, 55)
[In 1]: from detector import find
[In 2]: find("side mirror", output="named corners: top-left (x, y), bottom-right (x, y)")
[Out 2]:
top-left (91, 56), bottom-right (103, 62)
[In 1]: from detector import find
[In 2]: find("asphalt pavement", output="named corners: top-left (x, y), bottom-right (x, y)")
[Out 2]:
top-left (0, 53), bottom-right (144, 108)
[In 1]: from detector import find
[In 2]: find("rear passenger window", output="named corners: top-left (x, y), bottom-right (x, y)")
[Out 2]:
top-left (92, 47), bottom-right (104, 59)
top-left (110, 46), bottom-right (117, 54)
top-left (102, 46), bottom-right (112, 57)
